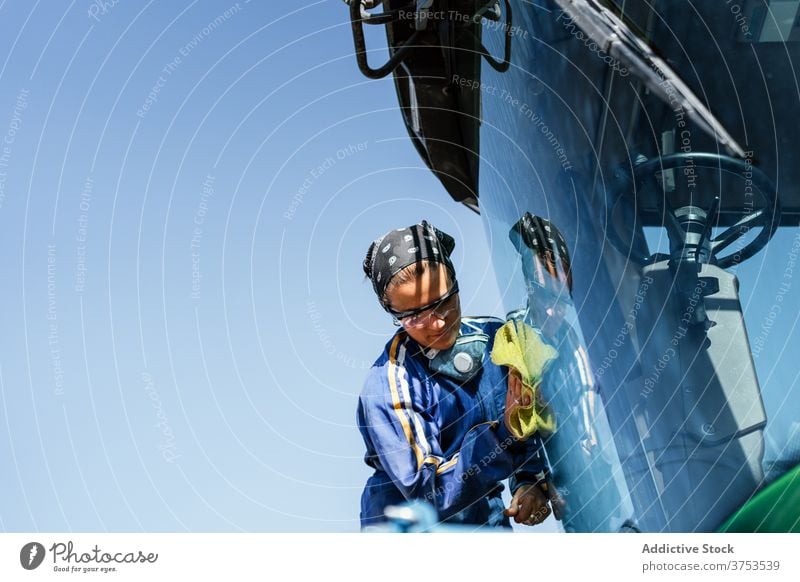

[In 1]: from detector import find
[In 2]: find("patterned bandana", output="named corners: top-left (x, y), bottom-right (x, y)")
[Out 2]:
top-left (509, 212), bottom-right (573, 295)
top-left (363, 220), bottom-right (456, 306)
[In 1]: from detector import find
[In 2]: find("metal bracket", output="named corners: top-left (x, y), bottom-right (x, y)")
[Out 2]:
top-left (346, 0), bottom-right (513, 79)
top-left (346, 0), bottom-right (421, 79)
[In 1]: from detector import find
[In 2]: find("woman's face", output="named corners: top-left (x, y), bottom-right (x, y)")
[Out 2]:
top-left (384, 263), bottom-right (461, 351)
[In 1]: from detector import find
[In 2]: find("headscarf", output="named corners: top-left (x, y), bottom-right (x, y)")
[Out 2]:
top-left (509, 212), bottom-right (573, 296)
top-left (362, 220), bottom-right (456, 306)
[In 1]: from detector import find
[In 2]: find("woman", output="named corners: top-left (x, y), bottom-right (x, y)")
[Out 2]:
top-left (356, 220), bottom-right (551, 529)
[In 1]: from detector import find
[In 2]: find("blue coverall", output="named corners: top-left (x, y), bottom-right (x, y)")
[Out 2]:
top-left (357, 316), bottom-right (545, 529)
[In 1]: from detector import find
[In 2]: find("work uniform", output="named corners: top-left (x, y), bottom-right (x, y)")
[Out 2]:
top-left (357, 316), bottom-right (545, 529)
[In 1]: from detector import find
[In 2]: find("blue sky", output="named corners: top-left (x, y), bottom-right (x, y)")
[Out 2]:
top-left (0, 0), bottom-right (517, 532)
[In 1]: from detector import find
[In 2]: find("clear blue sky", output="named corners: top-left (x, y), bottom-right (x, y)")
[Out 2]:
top-left (0, 0), bottom-right (515, 532)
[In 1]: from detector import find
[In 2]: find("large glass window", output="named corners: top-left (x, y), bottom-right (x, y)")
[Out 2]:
top-left (474, 0), bottom-right (800, 532)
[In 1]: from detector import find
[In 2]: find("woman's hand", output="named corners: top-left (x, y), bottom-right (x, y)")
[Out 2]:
top-left (506, 370), bottom-right (531, 410)
top-left (503, 370), bottom-right (530, 438)
top-left (503, 483), bottom-right (551, 525)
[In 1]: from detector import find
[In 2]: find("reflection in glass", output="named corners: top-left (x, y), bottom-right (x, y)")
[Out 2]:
top-left (507, 213), bottom-right (633, 532)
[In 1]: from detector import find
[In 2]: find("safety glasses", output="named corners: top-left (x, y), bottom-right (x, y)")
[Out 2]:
top-left (388, 281), bottom-right (460, 328)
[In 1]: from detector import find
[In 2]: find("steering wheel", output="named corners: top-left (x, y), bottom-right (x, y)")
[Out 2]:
top-left (606, 152), bottom-right (781, 269)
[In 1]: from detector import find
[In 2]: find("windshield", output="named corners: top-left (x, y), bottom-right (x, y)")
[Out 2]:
top-left (473, 0), bottom-right (800, 532)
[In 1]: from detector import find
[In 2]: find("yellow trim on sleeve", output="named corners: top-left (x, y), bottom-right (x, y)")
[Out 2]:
top-left (435, 453), bottom-right (460, 474)
top-left (387, 335), bottom-right (426, 470)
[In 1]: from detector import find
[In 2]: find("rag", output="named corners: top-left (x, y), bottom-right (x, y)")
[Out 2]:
top-left (490, 319), bottom-right (558, 439)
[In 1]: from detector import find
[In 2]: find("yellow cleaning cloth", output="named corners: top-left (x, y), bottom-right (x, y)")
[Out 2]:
top-left (490, 319), bottom-right (558, 439)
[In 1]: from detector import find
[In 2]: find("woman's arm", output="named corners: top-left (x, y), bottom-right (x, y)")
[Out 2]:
top-left (360, 338), bottom-right (523, 520)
